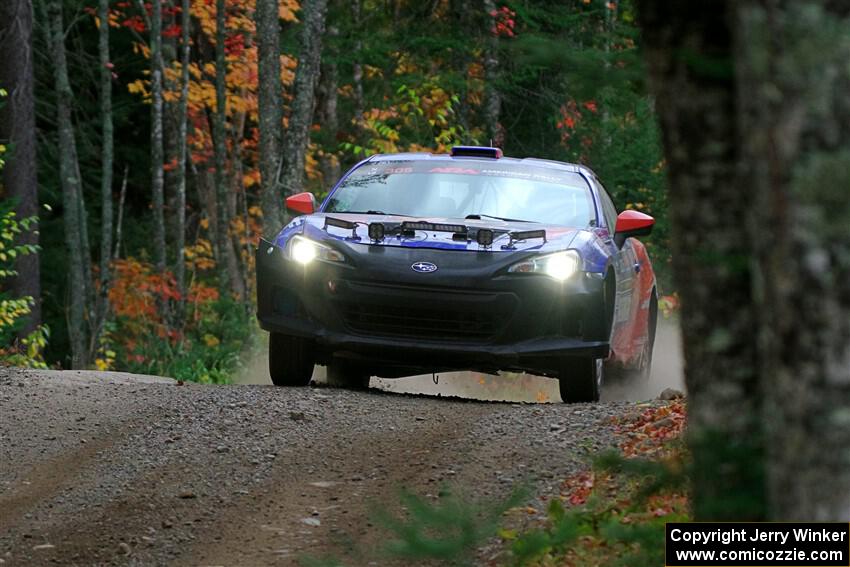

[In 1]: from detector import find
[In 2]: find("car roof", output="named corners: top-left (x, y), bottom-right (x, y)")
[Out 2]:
top-left (365, 152), bottom-right (595, 178)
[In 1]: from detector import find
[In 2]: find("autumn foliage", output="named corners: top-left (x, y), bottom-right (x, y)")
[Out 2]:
top-left (614, 399), bottom-right (686, 458)
top-left (22, 0), bottom-right (670, 375)
top-left (507, 400), bottom-right (689, 565)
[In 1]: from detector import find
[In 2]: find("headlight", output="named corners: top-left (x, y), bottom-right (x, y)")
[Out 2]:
top-left (287, 235), bottom-right (346, 265)
top-left (507, 250), bottom-right (580, 281)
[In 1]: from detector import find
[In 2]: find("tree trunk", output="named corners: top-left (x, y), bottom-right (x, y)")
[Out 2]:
top-left (161, 0), bottom-right (179, 214)
top-left (316, 24), bottom-right (340, 188)
top-left (150, 0), bottom-right (167, 273)
top-left (256, 0), bottom-right (283, 237)
top-left (279, 0), bottom-right (328, 197)
top-left (47, 0), bottom-right (90, 369)
top-left (482, 0), bottom-right (503, 148)
top-left (213, 0), bottom-right (231, 298)
top-left (449, 0), bottom-right (472, 142)
top-left (93, 0), bottom-right (114, 348)
top-left (637, 0), bottom-right (765, 520)
top-left (639, 0), bottom-right (850, 521)
top-left (174, 0), bottom-right (191, 320)
top-left (113, 165), bottom-right (128, 261)
top-left (77, 152), bottom-right (95, 332)
top-left (0, 0), bottom-right (40, 334)
top-left (734, 0), bottom-right (850, 520)
top-left (350, 0), bottom-right (364, 121)
top-left (226, 100), bottom-right (248, 302)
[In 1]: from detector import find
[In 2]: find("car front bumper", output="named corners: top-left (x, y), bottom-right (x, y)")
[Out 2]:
top-left (256, 238), bottom-right (610, 376)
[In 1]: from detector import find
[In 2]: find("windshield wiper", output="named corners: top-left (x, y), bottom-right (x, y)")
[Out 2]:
top-left (465, 213), bottom-right (534, 223)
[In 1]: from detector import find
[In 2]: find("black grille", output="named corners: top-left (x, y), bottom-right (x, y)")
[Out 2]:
top-left (339, 304), bottom-right (507, 341)
top-left (334, 282), bottom-right (515, 342)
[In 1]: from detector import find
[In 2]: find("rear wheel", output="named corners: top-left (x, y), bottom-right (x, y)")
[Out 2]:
top-left (558, 357), bottom-right (602, 403)
top-left (269, 333), bottom-right (314, 387)
top-left (326, 360), bottom-right (371, 390)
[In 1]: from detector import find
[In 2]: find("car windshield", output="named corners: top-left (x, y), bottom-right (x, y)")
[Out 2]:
top-left (324, 160), bottom-right (596, 226)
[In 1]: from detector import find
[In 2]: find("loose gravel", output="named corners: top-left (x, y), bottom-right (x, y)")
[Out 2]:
top-left (0, 367), bottom-right (665, 566)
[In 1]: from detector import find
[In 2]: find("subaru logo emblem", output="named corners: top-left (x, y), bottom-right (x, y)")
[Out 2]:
top-left (411, 261), bottom-right (438, 273)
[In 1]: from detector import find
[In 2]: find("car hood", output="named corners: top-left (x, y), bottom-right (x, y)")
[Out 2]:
top-left (278, 213), bottom-right (582, 253)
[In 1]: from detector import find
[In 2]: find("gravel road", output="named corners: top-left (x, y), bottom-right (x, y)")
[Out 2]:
top-left (0, 362), bottom-right (678, 567)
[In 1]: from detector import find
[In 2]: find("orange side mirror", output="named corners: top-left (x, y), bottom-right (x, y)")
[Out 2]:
top-left (286, 192), bottom-right (316, 215)
top-left (614, 210), bottom-right (654, 246)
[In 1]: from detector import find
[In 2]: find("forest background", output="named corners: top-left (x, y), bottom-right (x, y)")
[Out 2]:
top-left (0, 0), bottom-right (669, 379)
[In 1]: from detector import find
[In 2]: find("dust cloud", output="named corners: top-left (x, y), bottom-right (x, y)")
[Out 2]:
top-left (601, 318), bottom-right (685, 401)
top-left (235, 318), bottom-right (685, 403)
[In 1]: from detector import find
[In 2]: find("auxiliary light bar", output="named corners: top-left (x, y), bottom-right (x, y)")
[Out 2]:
top-left (401, 221), bottom-right (467, 234)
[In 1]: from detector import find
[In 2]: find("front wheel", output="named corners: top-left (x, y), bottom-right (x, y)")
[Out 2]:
top-left (269, 333), bottom-right (314, 387)
top-left (621, 295), bottom-right (658, 383)
top-left (558, 357), bottom-right (602, 403)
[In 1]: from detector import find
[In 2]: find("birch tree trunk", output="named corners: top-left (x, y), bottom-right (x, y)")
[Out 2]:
top-left (47, 0), bottom-right (91, 369)
top-left (94, 0), bottom-right (114, 345)
top-left (225, 101), bottom-right (248, 302)
top-left (213, 0), bottom-right (231, 297)
top-left (150, 0), bottom-right (167, 273)
top-left (350, 0), bottom-right (364, 122)
top-left (637, 0), bottom-right (765, 520)
top-left (256, 0), bottom-right (283, 237)
top-left (0, 0), bottom-right (40, 334)
top-left (174, 0), bottom-right (191, 320)
top-left (113, 165), bottom-right (128, 261)
top-left (279, 0), bottom-right (328, 197)
top-left (482, 0), bottom-right (503, 148)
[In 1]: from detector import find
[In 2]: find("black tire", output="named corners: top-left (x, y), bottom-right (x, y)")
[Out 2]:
top-left (268, 333), bottom-right (314, 387)
top-left (326, 360), bottom-right (371, 390)
top-left (558, 357), bottom-right (602, 403)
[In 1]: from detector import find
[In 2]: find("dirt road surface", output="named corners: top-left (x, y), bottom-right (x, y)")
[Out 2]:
top-left (0, 324), bottom-right (683, 566)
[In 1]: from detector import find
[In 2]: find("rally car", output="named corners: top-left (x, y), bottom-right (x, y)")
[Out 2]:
top-left (256, 146), bottom-right (657, 403)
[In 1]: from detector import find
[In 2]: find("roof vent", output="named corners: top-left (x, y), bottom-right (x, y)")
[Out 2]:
top-left (450, 146), bottom-right (503, 159)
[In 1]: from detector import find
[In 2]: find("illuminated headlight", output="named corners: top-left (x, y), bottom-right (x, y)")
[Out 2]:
top-left (287, 235), bottom-right (346, 265)
top-left (507, 250), bottom-right (580, 281)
